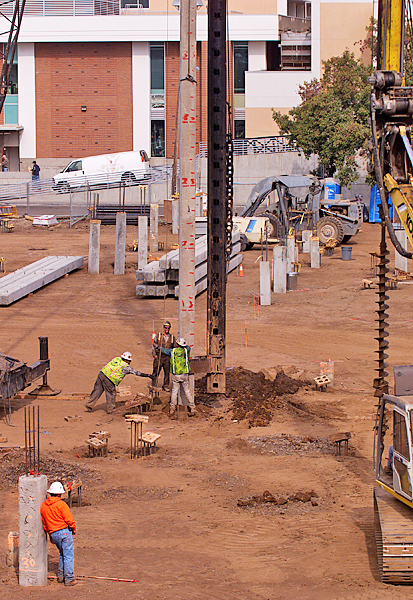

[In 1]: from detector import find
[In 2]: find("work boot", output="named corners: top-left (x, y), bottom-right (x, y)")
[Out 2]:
top-left (64, 580), bottom-right (77, 586)
top-left (188, 407), bottom-right (197, 417)
top-left (84, 405), bottom-right (92, 412)
top-left (169, 407), bottom-right (177, 416)
top-left (57, 574), bottom-right (64, 584)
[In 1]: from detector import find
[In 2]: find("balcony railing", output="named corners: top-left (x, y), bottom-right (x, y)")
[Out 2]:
top-left (198, 136), bottom-right (298, 158)
top-left (0, 0), bottom-right (121, 16)
top-left (279, 15), bottom-right (311, 33)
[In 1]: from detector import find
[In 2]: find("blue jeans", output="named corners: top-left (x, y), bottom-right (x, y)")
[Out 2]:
top-left (50, 528), bottom-right (74, 582)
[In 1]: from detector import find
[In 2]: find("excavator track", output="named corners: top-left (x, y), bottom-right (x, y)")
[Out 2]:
top-left (374, 486), bottom-right (413, 583)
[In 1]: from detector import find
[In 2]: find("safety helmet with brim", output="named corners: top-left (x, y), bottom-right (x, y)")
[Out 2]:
top-left (48, 481), bottom-right (65, 494)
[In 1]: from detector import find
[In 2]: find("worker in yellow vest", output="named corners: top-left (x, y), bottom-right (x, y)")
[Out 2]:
top-left (154, 338), bottom-right (196, 416)
top-left (85, 352), bottom-right (151, 414)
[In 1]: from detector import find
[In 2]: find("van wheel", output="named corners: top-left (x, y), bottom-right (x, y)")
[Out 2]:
top-left (57, 182), bottom-right (70, 194)
top-left (121, 172), bottom-right (137, 186)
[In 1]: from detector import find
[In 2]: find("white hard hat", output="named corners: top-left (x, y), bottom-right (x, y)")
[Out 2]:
top-left (121, 351), bottom-right (132, 361)
top-left (48, 481), bottom-right (65, 494)
top-left (177, 338), bottom-right (186, 347)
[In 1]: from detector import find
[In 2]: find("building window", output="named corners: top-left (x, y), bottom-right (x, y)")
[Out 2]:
top-left (287, 1), bottom-right (311, 18)
top-left (266, 41), bottom-right (281, 71)
top-left (150, 43), bottom-right (164, 94)
top-left (234, 42), bottom-right (248, 94)
top-left (121, 0), bottom-right (149, 6)
top-left (4, 95), bottom-right (18, 125)
top-left (234, 120), bottom-right (245, 139)
top-left (151, 120), bottom-right (165, 157)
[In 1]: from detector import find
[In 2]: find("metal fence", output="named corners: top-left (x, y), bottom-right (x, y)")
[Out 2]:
top-left (0, 164), bottom-right (172, 203)
top-left (198, 136), bottom-right (298, 158)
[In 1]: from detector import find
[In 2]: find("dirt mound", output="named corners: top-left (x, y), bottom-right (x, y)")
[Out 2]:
top-left (237, 489), bottom-right (319, 508)
top-left (0, 449), bottom-right (100, 488)
top-left (196, 367), bottom-right (310, 427)
top-left (228, 434), bottom-right (336, 456)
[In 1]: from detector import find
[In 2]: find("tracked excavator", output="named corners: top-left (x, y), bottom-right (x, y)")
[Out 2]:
top-left (370, 0), bottom-right (413, 583)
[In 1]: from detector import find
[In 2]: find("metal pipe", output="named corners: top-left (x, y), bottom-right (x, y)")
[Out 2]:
top-left (27, 406), bottom-right (31, 472)
top-left (37, 405), bottom-right (40, 474)
top-left (39, 337), bottom-right (49, 386)
top-left (24, 407), bottom-right (27, 474)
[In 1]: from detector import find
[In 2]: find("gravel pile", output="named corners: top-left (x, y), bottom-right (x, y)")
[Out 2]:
top-left (0, 449), bottom-right (100, 488)
top-left (245, 433), bottom-right (336, 455)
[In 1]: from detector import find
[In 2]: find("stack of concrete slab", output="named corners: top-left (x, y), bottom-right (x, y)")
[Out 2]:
top-left (136, 231), bottom-right (242, 298)
top-left (0, 256), bottom-right (84, 305)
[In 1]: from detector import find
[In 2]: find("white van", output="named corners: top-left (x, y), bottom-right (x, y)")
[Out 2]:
top-left (52, 150), bottom-right (150, 192)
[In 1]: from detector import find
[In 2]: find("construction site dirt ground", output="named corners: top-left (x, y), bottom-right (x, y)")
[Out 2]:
top-left (1, 218), bottom-right (413, 600)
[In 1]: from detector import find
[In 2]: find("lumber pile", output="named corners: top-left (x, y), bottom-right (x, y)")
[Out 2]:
top-left (136, 231), bottom-right (242, 298)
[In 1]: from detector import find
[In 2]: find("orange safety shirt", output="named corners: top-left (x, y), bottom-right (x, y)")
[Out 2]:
top-left (40, 496), bottom-right (76, 535)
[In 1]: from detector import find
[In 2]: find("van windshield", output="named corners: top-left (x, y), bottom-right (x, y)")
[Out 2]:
top-left (63, 160), bottom-right (83, 173)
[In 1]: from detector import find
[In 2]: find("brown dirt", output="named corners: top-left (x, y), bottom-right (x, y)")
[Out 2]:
top-left (0, 219), bottom-right (411, 599)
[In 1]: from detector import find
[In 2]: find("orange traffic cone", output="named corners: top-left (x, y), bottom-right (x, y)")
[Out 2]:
top-left (238, 263), bottom-right (244, 277)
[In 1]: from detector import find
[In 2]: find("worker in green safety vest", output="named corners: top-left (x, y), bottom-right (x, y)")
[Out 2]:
top-left (85, 352), bottom-right (152, 414)
top-left (154, 338), bottom-right (196, 417)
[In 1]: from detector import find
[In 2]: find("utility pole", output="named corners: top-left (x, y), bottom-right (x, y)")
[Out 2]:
top-left (207, 0), bottom-right (227, 393)
top-left (178, 0), bottom-right (197, 350)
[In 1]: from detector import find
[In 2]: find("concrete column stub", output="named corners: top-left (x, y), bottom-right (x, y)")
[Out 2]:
top-left (395, 229), bottom-right (409, 274)
top-left (260, 260), bottom-right (271, 305)
top-left (149, 204), bottom-right (159, 254)
top-left (172, 200), bottom-right (179, 235)
top-left (273, 245), bottom-right (287, 293)
top-left (114, 212), bottom-right (127, 275)
top-left (310, 236), bottom-right (320, 269)
top-left (286, 235), bottom-right (295, 273)
top-left (302, 230), bottom-right (311, 253)
top-left (18, 474), bottom-right (48, 587)
top-left (138, 215), bottom-right (148, 270)
top-left (88, 219), bottom-right (101, 275)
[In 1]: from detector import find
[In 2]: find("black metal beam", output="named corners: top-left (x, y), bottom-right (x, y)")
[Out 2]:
top-left (0, 357), bottom-right (50, 400)
top-left (207, 0), bottom-right (227, 393)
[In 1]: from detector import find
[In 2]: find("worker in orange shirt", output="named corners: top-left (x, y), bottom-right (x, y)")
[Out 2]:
top-left (40, 481), bottom-right (77, 586)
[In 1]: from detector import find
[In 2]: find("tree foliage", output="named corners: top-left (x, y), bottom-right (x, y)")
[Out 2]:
top-left (273, 51), bottom-right (372, 186)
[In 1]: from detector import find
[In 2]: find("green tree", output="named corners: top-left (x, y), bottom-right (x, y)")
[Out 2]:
top-left (273, 51), bottom-right (372, 186)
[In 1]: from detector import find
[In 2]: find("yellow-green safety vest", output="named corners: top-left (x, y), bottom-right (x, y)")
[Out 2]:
top-left (101, 357), bottom-right (128, 386)
top-left (170, 347), bottom-right (190, 375)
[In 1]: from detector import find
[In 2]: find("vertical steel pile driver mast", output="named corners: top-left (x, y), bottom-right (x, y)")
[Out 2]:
top-left (370, 0), bottom-right (413, 584)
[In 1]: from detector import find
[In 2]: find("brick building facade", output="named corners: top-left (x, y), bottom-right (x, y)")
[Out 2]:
top-left (0, 0), bottom-right (373, 169)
